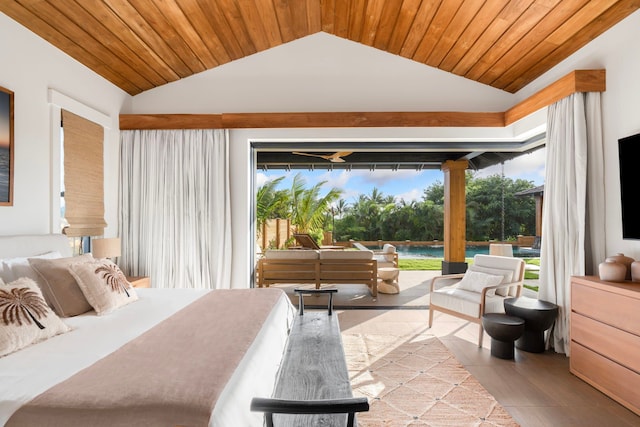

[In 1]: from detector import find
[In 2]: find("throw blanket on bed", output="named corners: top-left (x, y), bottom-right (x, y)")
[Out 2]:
top-left (7, 288), bottom-right (286, 427)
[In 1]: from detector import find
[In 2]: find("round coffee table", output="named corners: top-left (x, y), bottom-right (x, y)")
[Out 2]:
top-left (504, 297), bottom-right (559, 353)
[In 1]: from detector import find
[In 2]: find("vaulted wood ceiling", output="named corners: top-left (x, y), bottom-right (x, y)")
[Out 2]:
top-left (2, 1), bottom-right (638, 96)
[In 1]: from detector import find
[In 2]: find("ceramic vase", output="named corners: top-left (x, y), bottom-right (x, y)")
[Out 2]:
top-left (605, 253), bottom-right (635, 280)
top-left (631, 261), bottom-right (640, 282)
top-left (599, 259), bottom-right (627, 282)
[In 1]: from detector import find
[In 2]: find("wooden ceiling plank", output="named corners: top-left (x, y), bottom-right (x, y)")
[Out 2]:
top-left (3, 1), bottom-right (142, 94)
top-left (197, 0), bottom-right (246, 59)
top-left (504, 70), bottom-right (605, 124)
top-left (471, 0), bottom-right (562, 85)
top-left (126, 0), bottom-right (209, 74)
top-left (289, 0), bottom-right (310, 38)
top-left (452, 0), bottom-right (535, 77)
top-left (372, 0), bottom-right (404, 51)
top-left (486, 0), bottom-right (590, 90)
top-left (425, 0), bottom-right (486, 67)
top-left (360, 0), bottom-right (387, 46)
top-left (103, 0), bottom-right (195, 77)
top-left (386, 0), bottom-right (424, 54)
top-left (307, 0), bottom-right (322, 33)
top-left (273, 0), bottom-right (296, 43)
top-left (321, 0), bottom-right (336, 33)
top-left (236, 0), bottom-right (275, 51)
top-left (503, 1), bottom-right (638, 92)
top-left (439, 0), bottom-right (510, 72)
top-left (399, 0), bottom-right (440, 58)
top-left (333, 0), bottom-right (352, 39)
top-left (155, 0), bottom-right (221, 68)
top-left (215, 0), bottom-right (258, 57)
top-left (47, 0), bottom-right (163, 89)
top-left (175, 0), bottom-right (231, 64)
top-left (347, 0), bottom-right (367, 41)
top-left (76, 0), bottom-right (177, 85)
top-left (412, 0), bottom-right (464, 64)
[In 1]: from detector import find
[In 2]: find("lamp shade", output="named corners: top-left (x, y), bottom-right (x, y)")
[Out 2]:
top-left (92, 238), bottom-right (121, 259)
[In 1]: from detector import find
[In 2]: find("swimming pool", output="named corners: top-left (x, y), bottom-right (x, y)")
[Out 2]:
top-left (367, 244), bottom-right (539, 259)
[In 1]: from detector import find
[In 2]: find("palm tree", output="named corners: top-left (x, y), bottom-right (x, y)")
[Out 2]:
top-left (256, 176), bottom-right (288, 230)
top-left (289, 173), bottom-right (342, 235)
top-left (95, 264), bottom-right (132, 297)
top-left (0, 287), bottom-right (48, 329)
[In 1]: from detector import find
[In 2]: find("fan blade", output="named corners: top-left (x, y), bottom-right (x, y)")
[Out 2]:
top-left (292, 151), bottom-right (333, 160)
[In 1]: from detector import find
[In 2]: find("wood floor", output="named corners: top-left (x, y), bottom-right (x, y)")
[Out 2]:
top-left (337, 309), bottom-right (640, 427)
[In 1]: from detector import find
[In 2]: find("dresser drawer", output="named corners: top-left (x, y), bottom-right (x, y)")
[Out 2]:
top-left (572, 282), bottom-right (640, 336)
top-left (571, 312), bottom-right (640, 373)
top-left (571, 342), bottom-right (640, 416)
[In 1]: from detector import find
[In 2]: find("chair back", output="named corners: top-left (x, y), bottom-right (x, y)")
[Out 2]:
top-left (473, 254), bottom-right (525, 282)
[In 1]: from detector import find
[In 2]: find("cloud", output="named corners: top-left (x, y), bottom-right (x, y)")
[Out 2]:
top-left (395, 188), bottom-right (422, 202)
top-left (351, 169), bottom-right (425, 186)
top-left (474, 148), bottom-right (546, 184)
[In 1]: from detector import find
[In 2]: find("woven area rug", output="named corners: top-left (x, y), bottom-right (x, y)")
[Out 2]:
top-left (343, 334), bottom-right (519, 426)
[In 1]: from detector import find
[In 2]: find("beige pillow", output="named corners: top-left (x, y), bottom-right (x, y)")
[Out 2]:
top-left (69, 260), bottom-right (138, 316)
top-left (29, 254), bottom-right (94, 317)
top-left (0, 277), bottom-right (71, 357)
top-left (468, 265), bottom-right (515, 296)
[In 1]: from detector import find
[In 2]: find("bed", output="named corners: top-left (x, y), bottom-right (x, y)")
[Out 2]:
top-left (0, 234), bottom-right (295, 426)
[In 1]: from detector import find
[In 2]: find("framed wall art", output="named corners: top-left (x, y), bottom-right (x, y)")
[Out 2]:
top-left (0, 86), bottom-right (13, 206)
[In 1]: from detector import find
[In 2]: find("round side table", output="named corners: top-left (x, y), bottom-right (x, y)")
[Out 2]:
top-left (482, 313), bottom-right (525, 359)
top-left (377, 267), bottom-right (399, 294)
top-left (504, 297), bottom-right (559, 353)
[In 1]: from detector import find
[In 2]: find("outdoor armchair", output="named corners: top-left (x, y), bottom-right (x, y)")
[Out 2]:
top-left (428, 254), bottom-right (525, 347)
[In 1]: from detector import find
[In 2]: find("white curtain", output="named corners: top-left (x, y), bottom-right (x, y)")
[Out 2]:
top-left (119, 129), bottom-right (232, 289)
top-left (539, 92), bottom-right (605, 355)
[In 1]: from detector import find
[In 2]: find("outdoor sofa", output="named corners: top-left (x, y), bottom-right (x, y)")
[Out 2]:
top-left (257, 249), bottom-right (378, 296)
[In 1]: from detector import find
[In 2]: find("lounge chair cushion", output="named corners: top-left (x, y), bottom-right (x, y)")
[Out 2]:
top-left (319, 250), bottom-right (373, 260)
top-left (467, 264), bottom-right (515, 296)
top-left (264, 250), bottom-right (319, 260)
top-left (430, 285), bottom-right (506, 318)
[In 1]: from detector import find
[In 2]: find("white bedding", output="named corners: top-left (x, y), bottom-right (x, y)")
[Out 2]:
top-left (1, 262), bottom-right (294, 426)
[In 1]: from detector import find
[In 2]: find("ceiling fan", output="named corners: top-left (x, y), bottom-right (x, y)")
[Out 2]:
top-left (291, 151), bottom-right (353, 163)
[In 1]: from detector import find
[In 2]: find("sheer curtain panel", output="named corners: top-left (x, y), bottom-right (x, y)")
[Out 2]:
top-left (119, 129), bottom-right (231, 289)
top-left (539, 92), bottom-right (605, 356)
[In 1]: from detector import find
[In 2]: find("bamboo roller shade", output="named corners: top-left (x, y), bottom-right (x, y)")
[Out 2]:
top-left (61, 110), bottom-right (106, 237)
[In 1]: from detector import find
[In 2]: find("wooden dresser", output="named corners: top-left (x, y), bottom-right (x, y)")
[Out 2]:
top-left (570, 276), bottom-right (640, 416)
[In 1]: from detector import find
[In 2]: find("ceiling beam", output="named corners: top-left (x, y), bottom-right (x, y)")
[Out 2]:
top-left (119, 69), bottom-right (605, 130)
top-left (504, 70), bottom-right (606, 125)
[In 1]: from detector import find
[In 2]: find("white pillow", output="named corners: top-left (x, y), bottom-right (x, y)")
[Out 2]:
top-left (468, 264), bottom-right (514, 296)
top-left (456, 271), bottom-right (504, 295)
top-left (0, 251), bottom-right (62, 284)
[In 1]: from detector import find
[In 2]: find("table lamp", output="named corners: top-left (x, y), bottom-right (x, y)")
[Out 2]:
top-left (92, 237), bottom-right (121, 260)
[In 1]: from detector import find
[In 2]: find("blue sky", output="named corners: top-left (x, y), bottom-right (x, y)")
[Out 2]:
top-left (257, 148), bottom-right (546, 204)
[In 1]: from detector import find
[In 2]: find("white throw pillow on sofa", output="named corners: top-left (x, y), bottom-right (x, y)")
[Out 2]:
top-left (456, 271), bottom-right (504, 295)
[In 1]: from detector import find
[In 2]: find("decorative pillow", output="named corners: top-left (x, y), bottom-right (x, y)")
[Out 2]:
top-left (0, 277), bottom-right (71, 357)
top-left (29, 254), bottom-right (94, 317)
top-left (0, 251), bottom-right (62, 284)
top-left (468, 264), bottom-right (514, 296)
top-left (68, 260), bottom-right (138, 316)
top-left (456, 271), bottom-right (504, 296)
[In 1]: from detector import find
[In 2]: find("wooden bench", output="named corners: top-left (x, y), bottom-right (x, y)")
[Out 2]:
top-left (250, 289), bottom-right (369, 426)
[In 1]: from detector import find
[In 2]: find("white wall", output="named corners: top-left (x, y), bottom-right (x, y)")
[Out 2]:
top-left (0, 13), bottom-right (129, 237)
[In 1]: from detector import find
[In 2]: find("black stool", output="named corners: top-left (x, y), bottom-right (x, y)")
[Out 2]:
top-left (504, 297), bottom-right (559, 353)
top-left (482, 313), bottom-right (525, 359)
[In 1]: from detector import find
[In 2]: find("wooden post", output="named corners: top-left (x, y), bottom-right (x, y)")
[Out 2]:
top-left (442, 160), bottom-right (468, 274)
top-left (535, 194), bottom-right (543, 237)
